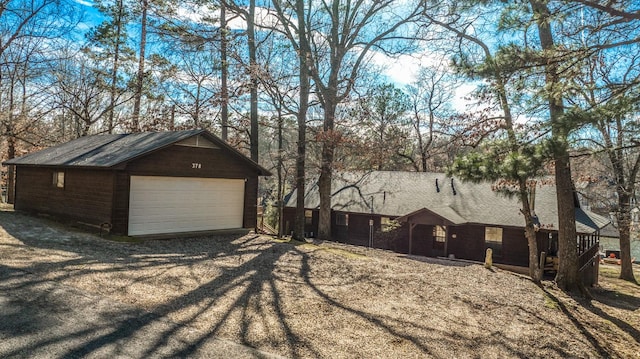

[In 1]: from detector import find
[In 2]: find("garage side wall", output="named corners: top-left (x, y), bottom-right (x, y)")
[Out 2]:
top-left (14, 167), bottom-right (114, 225)
top-left (116, 145), bottom-right (260, 234)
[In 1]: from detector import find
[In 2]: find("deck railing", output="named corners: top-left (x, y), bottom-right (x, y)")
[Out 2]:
top-left (577, 233), bottom-right (599, 273)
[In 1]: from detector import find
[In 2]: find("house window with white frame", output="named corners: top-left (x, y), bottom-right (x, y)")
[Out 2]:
top-left (305, 209), bottom-right (313, 225)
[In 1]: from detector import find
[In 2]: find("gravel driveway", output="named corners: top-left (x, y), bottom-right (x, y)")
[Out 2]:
top-left (1, 206), bottom-right (638, 358)
top-left (0, 265), bottom-right (281, 359)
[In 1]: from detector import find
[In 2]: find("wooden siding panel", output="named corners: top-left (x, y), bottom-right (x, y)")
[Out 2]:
top-left (111, 172), bottom-right (129, 234)
top-left (501, 227), bottom-right (529, 266)
top-left (448, 225), bottom-right (485, 262)
top-left (126, 145), bottom-right (255, 179)
top-left (346, 213), bottom-right (373, 246)
top-left (15, 167), bottom-right (114, 226)
top-left (244, 177), bottom-right (258, 229)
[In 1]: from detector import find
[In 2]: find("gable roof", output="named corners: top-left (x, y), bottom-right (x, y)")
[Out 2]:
top-left (285, 171), bottom-right (609, 233)
top-left (3, 129), bottom-right (271, 175)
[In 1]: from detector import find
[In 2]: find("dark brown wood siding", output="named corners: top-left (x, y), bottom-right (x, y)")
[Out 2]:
top-left (500, 227), bottom-right (529, 266)
top-left (125, 145), bottom-right (256, 178)
top-left (447, 225), bottom-right (486, 262)
top-left (111, 171), bottom-right (130, 234)
top-left (244, 176), bottom-right (258, 229)
top-left (14, 167), bottom-right (114, 226)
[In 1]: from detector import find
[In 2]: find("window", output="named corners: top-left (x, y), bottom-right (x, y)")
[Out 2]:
top-left (485, 227), bottom-right (503, 256)
top-left (53, 171), bottom-right (64, 188)
top-left (305, 210), bottom-right (313, 225)
top-left (433, 225), bottom-right (446, 243)
top-left (336, 213), bottom-right (349, 226)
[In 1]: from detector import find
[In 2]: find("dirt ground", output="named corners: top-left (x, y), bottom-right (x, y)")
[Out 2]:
top-left (0, 206), bottom-right (639, 358)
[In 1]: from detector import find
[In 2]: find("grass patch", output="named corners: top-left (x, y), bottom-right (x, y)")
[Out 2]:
top-left (544, 294), bottom-right (560, 310)
top-left (599, 266), bottom-right (620, 279)
top-left (297, 242), bottom-right (369, 260)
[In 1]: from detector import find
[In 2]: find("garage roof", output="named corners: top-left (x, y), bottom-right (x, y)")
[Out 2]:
top-left (3, 129), bottom-right (271, 175)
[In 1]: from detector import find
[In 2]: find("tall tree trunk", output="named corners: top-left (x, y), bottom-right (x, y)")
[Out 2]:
top-left (497, 61), bottom-right (541, 283)
top-left (617, 191), bottom-right (637, 282)
top-left (6, 135), bottom-right (15, 204)
top-left (277, 107), bottom-right (284, 238)
top-left (220, 1), bottom-right (229, 140)
top-left (530, 0), bottom-right (580, 292)
top-left (131, 0), bottom-right (148, 132)
top-left (427, 13), bottom-right (543, 282)
top-left (293, 0), bottom-right (310, 241)
top-left (520, 179), bottom-right (542, 282)
top-left (599, 115), bottom-right (637, 282)
top-left (248, 0), bottom-right (258, 162)
top-left (108, 0), bottom-right (125, 133)
top-left (317, 99), bottom-right (337, 240)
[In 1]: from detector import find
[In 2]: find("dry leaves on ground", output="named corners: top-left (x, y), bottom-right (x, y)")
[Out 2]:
top-left (1, 208), bottom-right (639, 358)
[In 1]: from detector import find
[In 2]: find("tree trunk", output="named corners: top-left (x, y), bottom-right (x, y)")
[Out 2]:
top-left (617, 192), bottom-right (637, 282)
top-left (248, 0), bottom-right (258, 162)
top-left (520, 180), bottom-right (542, 282)
top-left (108, 0), bottom-right (125, 134)
top-left (277, 108), bottom-right (284, 238)
top-left (554, 153), bottom-right (579, 290)
top-left (131, 0), bottom-right (148, 132)
top-left (6, 136), bottom-right (16, 204)
top-left (530, 0), bottom-right (580, 292)
top-left (220, 1), bottom-right (228, 140)
top-left (317, 99), bottom-right (337, 240)
top-left (292, 0), bottom-right (310, 241)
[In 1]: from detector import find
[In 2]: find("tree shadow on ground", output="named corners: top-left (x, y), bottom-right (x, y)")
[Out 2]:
top-left (1, 209), bottom-right (434, 358)
top-left (542, 286), bottom-right (638, 358)
top-left (591, 287), bottom-right (640, 311)
top-left (0, 209), bottom-right (614, 358)
top-left (585, 287), bottom-right (640, 345)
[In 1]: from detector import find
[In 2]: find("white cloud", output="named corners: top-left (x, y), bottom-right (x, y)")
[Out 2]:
top-left (452, 82), bottom-right (479, 113)
top-left (73, 0), bottom-right (94, 7)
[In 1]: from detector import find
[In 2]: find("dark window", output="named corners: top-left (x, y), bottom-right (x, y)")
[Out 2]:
top-left (336, 213), bottom-right (349, 226)
top-left (53, 171), bottom-right (65, 188)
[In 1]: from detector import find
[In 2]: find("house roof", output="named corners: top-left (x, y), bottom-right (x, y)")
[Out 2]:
top-left (285, 171), bottom-right (609, 233)
top-left (3, 129), bottom-right (271, 175)
top-left (599, 222), bottom-right (620, 238)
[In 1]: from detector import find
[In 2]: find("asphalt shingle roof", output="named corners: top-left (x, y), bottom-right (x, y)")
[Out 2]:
top-left (3, 129), bottom-right (271, 175)
top-left (286, 171), bottom-right (609, 233)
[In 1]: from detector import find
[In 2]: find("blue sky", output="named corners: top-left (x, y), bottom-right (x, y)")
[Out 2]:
top-left (65, 0), bottom-right (477, 112)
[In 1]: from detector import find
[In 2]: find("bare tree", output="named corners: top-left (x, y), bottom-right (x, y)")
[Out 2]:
top-left (291, 0), bottom-right (426, 240)
top-left (131, 0), bottom-right (149, 132)
top-left (1, 0), bottom-right (79, 202)
top-left (405, 65), bottom-right (457, 172)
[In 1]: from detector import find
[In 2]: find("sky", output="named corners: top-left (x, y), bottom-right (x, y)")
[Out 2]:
top-left (70, 0), bottom-right (477, 113)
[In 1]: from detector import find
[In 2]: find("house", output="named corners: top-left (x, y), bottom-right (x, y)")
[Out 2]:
top-left (283, 171), bottom-right (609, 284)
top-left (2, 129), bottom-right (271, 236)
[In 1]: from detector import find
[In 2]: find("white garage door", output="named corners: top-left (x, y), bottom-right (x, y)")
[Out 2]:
top-left (128, 176), bottom-right (245, 236)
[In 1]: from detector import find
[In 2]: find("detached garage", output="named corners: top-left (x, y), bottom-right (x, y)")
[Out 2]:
top-left (2, 129), bottom-right (271, 236)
